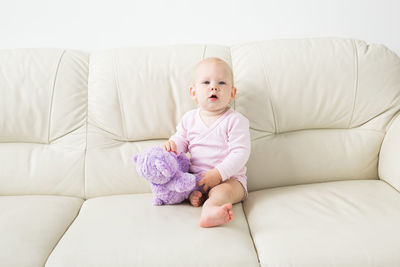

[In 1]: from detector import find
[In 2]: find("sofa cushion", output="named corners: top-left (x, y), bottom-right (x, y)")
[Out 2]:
top-left (247, 128), bottom-right (384, 190)
top-left (0, 49), bottom-right (88, 197)
top-left (0, 142), bottom-right (86, 197)
top-left (231, 38), bottom-right (400, 190)
top-left (0, 195), bottom-right (83, 267)
top-left (88, 45), bottom-right (226, 142)
top-left (379, 113), bottom-right (400, 191)
top-left (0, 49), bottom-right (88, 144)
top-left (85, 45), bottom-right (232, 198)
top-left (232, 38), bottom-right (400, 134)
top-left (243, 180), bottom-right (400, 267)
top-left (46, 194), bottom-right (259, 267)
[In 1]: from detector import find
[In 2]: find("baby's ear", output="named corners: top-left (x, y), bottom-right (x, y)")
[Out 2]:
top-left (231, 87), bottom-right (237, 100)
top-left (190, 87), bottom-right (197, 102)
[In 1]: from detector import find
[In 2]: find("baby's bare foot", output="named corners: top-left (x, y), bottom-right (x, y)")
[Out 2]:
top-left (189, 191), bottom-right (203, 207)
top-left (199, 203), bottom-right (233, 228)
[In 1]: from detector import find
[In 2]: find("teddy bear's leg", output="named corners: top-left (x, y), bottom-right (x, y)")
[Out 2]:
top-left (164, 191), bottom-right (187, 205)
top-left (153, 197), bottom-right (164, 206)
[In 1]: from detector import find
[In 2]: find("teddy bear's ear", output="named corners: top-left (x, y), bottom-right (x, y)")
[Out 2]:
top-left (133, 154), bottom-right (139, 163)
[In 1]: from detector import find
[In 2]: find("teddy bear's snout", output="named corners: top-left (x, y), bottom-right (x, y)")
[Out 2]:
top-left (154, 159), bottom-right (175, 179)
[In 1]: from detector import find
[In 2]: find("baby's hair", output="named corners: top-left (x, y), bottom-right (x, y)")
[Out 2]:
top-left (193, 57), bottom-right (234, 86)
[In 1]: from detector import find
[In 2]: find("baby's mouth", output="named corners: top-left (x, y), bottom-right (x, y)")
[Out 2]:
top-left (209, 94), bottom-right (218, 99)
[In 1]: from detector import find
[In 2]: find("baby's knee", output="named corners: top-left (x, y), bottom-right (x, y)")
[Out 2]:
top-left (208, 182), bottom-right (235, 202)
top-left (223, 179), bottom-right (246, 203)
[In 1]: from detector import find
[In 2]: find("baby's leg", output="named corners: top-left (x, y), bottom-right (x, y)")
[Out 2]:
top-left (199, 179), bottom-right (245, 228)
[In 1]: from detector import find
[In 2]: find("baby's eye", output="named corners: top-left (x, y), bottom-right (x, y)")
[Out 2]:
top-left (219, 81), bottom-right (226, 85)
top-left (202, 81), bottom-right (210, 85)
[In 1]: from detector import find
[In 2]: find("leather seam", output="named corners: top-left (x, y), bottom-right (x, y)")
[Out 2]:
top-left (241, 203), bottom-right (261, 266)
top-left (113, 51), bottom-right (128, 140)
top-left (348, 39), bottom-right (359, 128)
top-left (230, 46), bottom-right (236, 110)
top-left (84, 53), bottom-right (90, 199)
top-left (385, 110), bottom-right (400, 132)
top-left (48, 49), bottom-right (66, 144)
top-left (201, 45), bottom-right (206, 60)
top-left (257, 44), bottom-right (278, 134)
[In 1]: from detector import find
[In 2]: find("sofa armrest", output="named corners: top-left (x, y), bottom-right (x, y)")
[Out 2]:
top-left (379, 113), bottom-right (400, 191)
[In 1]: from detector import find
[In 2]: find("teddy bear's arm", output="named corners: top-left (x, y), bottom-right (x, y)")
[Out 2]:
top-left (166, 172), bottom-right (196, 193)
top-left (176, 153), bottom-right (190, 172)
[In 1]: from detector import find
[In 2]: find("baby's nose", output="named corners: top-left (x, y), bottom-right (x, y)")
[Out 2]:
top-left (209, 84), bottom-right (219, 91)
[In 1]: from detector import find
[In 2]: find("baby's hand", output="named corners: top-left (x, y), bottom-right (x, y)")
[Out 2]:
top-left (163, 140), bottom-right (177, 154)
top-left (198, 168), bottom-right (222, 191)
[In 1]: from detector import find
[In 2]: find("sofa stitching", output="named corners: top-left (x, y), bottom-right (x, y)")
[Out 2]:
top-left (47, 49), bottom-right (66, 144)
top-left (251, 127), bottom-right (385, 142)
top-left (385, 110), bottom-right (400, 132)
top-left (84, 52), bottom-right (90, 199)
top-left (229, 46), bottom-right (236, 110)
top-left (43, 199), bottom-right (85, 265)
top-left (256, 44), bottom-right (278, 134)
top-left (201, 44), bottom-right (206, 60)
top-left (241, 203), bottom-right (261, 266)
top-left (348, 39), bottom-right (359, 129)
top-left (113, 50), bottom-right (128, 140)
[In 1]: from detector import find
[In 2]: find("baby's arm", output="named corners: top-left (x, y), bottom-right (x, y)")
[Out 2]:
top-left (198, 168), bottom-right (222, 191)
top-left (167, 117), bottom-right (189, 154)
top-left (215, 115), bottom-right (251, 181)
top-left (163, 140), bottom-right (177, 154)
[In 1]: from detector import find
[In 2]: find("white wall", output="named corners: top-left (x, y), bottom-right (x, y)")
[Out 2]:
top-left (1, 0), bottom-right (399, 55)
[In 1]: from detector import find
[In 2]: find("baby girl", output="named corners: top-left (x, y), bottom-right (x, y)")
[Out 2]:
top-left (163, 57), bottom-right (251, 227)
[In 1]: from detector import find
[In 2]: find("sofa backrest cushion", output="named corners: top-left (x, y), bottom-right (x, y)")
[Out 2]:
top-left (0, 49), bottom-right (88, 197)
top-left (232, 38), bottom-right (400, 190)
top-left (2, 38), bottom-right (399, 198)
top-left (85, 45), bottom-right (231, 197)
top-left (85, 39), bottom-right (400, 197)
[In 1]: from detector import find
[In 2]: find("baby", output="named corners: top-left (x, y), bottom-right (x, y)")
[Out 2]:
top-left (163, 57), bottom-right (251, 228)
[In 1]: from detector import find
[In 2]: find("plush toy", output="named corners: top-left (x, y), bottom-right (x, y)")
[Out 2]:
top-left (133, 146), bottom-right (198, 205)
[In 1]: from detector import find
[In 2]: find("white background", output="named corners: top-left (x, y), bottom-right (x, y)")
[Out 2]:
top-left (1, 0), bottom-right (399, 55)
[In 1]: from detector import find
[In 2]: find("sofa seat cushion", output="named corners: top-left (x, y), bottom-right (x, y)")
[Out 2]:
top-left (243, 180), bottom-right (400, 267)
top-left (0, 195), bottom-right (83, 267)
top-left (46, 194), bottom-right (259, 267)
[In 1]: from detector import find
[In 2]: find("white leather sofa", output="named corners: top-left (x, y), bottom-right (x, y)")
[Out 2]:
top-left (1, 38), bottom-right (400, 267)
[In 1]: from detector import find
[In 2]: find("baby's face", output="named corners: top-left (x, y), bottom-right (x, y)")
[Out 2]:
top-left (190, 59), bottom-right (236, 113)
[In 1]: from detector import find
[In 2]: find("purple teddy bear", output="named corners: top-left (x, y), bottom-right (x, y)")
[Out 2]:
top-left (133, 146), bottom-right (201, 205)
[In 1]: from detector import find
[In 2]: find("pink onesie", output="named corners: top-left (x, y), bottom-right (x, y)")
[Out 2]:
top-left (170, 107), bottom-right (251, 198)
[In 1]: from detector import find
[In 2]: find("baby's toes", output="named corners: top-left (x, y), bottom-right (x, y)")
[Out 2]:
top-left (189, 197), bottom-right (198, 206)
top-left (229, 210), bottom-right (234, 222)
top-left (189, 191), bottom-right (203, 207)
top-left (222, 203), bottom-right (233, 222)
top-left (229, 209), bottom-right (233, 217)
top-left (222, 203), bottom-right (232, 212)
top-left (191, 191), bottom-right (201, 198)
